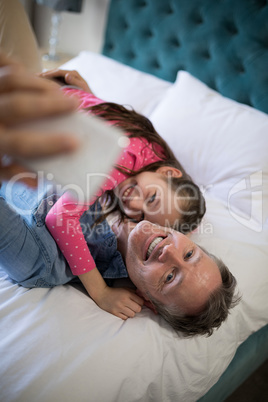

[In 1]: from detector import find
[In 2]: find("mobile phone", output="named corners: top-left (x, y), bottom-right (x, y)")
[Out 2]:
top-left (16, 111), bottom-right (126, 201)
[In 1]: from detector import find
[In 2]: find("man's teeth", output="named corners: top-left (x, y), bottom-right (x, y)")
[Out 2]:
top-left (146, 237), bottom-right (164, 259)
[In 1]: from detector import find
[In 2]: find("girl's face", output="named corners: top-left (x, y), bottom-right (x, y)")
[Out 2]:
top-left (116, 168), bottom-right (183, 227)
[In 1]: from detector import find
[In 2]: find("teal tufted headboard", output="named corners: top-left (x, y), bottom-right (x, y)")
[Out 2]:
top-left (102, 0), bottom-right (268, 114)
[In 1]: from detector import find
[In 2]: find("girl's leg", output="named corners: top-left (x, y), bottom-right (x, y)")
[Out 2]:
top-left (0, 183), bottom-right (75, 287)
top-left (0, 0), bottom-right (42, 73)
top-left (0, 195), bottom-right (44, 284)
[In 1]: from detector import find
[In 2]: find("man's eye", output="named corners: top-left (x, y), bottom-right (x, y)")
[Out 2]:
top-left (185, 250), bottom-right (193, 260)
top-left (165, 272), bottom-right (175, 283)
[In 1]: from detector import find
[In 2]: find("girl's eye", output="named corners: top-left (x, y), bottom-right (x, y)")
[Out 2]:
top-left (138, 212), bottom-right (145, 222)
top-left (130, 218), bottom-right (139, 223)
top-left (148, 192), bottom-right (156, 204)
top-left (165, 271), bottom-right (175, 283)
top-left (130, 212), bottom-right (144, 223)
top-left (185, 250), bottom-right (193, 260)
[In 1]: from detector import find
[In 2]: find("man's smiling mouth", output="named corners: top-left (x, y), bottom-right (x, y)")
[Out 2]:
top-left (146, 236), bottom-right (165, 260)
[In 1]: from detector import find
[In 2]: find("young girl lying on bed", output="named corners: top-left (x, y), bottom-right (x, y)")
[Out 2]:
top-left (40, 69), bottom-right (206, 320)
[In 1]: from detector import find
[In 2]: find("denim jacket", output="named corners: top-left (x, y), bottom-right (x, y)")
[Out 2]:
top-left (34, 193), bottom-right (128, 281)
top-left (0, 183), bottom-right (127, 288)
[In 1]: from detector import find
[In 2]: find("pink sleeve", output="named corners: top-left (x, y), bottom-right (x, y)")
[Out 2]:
top-left (46, 94), bottom-right (165, 276)
top-left (45, 89), bottom-right (122, 275)
top-left (45, 159), bottom-right (129, 276)
top-left (62, 88), bottom-right (104, 109)
top-left (117, 137), bottom-right (165, 171)
top-left (45, 146), bottom-right (132, 276)
top-left (45, 192), bottom-right (96, 276)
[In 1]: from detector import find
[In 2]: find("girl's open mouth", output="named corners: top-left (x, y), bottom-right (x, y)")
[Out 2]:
top-left (121, 185), bottom-right (135, 204)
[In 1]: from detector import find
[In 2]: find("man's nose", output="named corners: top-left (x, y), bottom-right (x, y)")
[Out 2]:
top-left (158, 243), bottom-right (178, 263)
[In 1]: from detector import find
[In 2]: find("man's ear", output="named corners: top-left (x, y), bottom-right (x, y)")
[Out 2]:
top-left (156, 166), bottom-right (183, 178)
top-left (136, 289), bottom-right (158, 314)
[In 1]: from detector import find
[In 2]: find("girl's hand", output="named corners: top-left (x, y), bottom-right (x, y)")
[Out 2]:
top-left (95, 286), bottom-right (144, 320)
top-left (40, 69), bottom-right (93, 93)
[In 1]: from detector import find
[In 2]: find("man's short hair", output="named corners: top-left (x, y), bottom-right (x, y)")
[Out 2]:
top-left (146, 247), bottom-right (241, 337)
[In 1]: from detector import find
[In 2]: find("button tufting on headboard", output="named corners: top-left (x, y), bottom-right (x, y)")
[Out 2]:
top-left (201, 49), bottom-right (211, 60)
top-left (256, 0), bottom-right (267, 8)
top-left (103, 0), bottom-right (268, 114)
top-left (224, 20), bottom-right (239, 36)
top-left (168, 37), bottom-right (181, 50)
top-left (142, 28), bottom-right (154, 38)
top-left (191, 10), bottom-right (204, 25)
top-left (134, 0), bottom-right (147, 8)
top-left (165, 4), bottom-right (174, 15)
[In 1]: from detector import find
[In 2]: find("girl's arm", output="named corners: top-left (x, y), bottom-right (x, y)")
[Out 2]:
top-left (79, 268), bottom-right (144, 320)
top-left (45, 192), bottom-right (144, 318)
top-left (45, 192), bottom-right (96, 275)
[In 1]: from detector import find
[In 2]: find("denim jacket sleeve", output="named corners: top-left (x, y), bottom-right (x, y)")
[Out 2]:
top-left (34, 195), bottom-right (128, 280)
top-left (79, 202), bottom-right (128, 280)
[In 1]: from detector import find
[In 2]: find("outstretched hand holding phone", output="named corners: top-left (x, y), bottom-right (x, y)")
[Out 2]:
top-left (0, 53), bottom-right (80, 186)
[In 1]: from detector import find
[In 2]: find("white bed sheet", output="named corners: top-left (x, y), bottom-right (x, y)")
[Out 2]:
top-left (0, 51), bottom-right (267, 402)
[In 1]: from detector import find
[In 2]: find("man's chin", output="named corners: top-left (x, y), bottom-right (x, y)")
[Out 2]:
top-left (134, 220), bottom-right (153, 232)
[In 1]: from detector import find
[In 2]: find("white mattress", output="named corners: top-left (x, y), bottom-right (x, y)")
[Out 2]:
top-left (0, 51), bottom-right (267, 402)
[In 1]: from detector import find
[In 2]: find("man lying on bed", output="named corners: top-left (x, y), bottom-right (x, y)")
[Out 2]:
top-left (0, 53), bottom-right (239, 338)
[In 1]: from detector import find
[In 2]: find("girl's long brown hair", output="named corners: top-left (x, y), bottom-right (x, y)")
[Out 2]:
top-left (88, 102), bottom-right (191, 178)
top-left (85, 102), bottom-right (205, 230)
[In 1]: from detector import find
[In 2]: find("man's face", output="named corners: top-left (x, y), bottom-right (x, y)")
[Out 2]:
top-left (126, 221), bottom-right (222, 315)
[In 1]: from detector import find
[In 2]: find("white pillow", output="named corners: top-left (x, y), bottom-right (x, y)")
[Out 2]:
top-left (149, 71), bottom-right (268, 213)
top-left (60, 51), bottom-right (172, 116)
